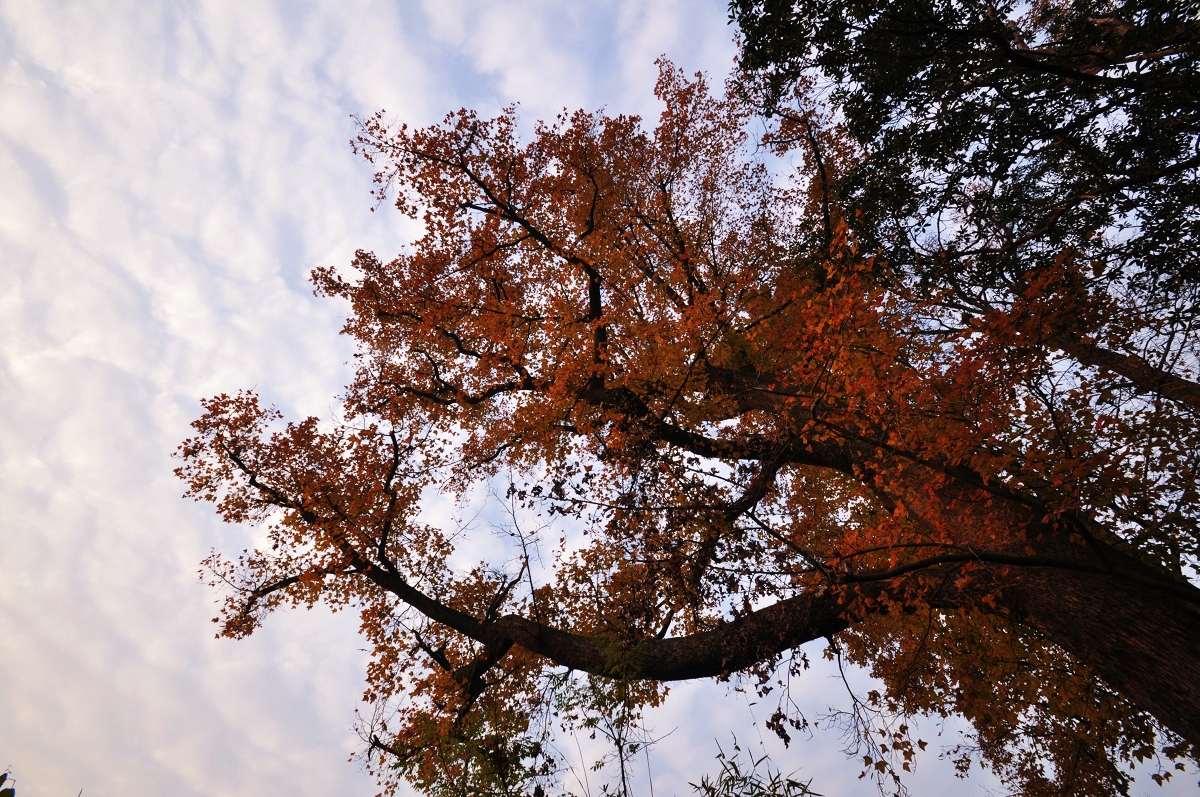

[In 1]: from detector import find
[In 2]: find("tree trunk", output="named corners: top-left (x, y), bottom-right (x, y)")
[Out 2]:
top-left (364, 438), bottom-right (1200, 748)
top-left (1000, 564), bottom-right (1200, 747)
top-left (878, 455), bottom-right (1200, 747)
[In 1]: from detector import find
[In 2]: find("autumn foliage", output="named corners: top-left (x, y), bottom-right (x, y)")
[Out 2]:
top-left (176, 62), bottom-right (1200, 796)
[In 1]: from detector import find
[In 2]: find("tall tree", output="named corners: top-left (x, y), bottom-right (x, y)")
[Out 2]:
top-left (177, 64), bottom-right (1200, 797)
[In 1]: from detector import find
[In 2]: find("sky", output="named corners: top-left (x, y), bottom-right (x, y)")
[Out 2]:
top-left (0, 3), bottom-right (1190, 797)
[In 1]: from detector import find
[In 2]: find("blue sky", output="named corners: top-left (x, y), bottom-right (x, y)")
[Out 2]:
top-left (0, 3), bottom-right (1188, 796)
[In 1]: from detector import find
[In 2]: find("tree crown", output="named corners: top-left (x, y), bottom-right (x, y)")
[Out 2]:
top-left (177, 60), bottom-right (1200, 797)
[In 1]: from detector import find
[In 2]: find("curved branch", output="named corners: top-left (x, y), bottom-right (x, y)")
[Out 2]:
top-left (362, 561), bottom-right (854, 680)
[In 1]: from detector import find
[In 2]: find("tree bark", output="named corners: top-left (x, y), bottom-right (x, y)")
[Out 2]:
top-left (1059, 335), bottom-right (1200, 414)
top-left (999, 564), bottom-right (1200, 747)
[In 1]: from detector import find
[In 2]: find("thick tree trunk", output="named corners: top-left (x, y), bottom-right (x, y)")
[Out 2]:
top-left (879, 456), bottom-right (1200, 746)
top-left (843, 444), bottom-right (1200, 745)
top-left (1001, 565), bottom-right (1200, 747)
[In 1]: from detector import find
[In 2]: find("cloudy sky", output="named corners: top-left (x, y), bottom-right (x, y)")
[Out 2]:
top-left (0, 3), bottom-right (1188, 797)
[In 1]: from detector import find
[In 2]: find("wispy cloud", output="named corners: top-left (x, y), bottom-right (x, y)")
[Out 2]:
top-left (0, 2), bottom-right (732, 795)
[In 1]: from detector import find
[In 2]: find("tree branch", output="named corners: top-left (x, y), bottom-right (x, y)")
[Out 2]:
top-left (1056, 335), bottom-right (1200, 413)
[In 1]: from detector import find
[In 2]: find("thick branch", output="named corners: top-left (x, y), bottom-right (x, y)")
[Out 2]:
top-left (1057, 335), bottom-right (1200, 413)
top-left (363, 562), bottom-right (854, 680)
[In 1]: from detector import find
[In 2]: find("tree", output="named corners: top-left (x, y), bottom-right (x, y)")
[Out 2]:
top-left (176, 62), bottom-right (1200, 797)
top-left (731, 0), bottom-right (1200, 410)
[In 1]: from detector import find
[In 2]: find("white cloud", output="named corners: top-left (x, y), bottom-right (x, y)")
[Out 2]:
top-left (0, 2), bottom-right (423, 794)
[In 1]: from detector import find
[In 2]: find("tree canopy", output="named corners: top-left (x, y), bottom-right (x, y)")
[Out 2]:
top-left (177, 16), bottom-right (1200, 796)
top-left (733, 0), bottom-right (1199, 285)
top-left (731, 0), bottom-right (1200, 409)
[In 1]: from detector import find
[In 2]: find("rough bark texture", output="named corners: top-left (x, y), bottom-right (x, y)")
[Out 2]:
top-left (1006, 566), bottom-right (1200, 747)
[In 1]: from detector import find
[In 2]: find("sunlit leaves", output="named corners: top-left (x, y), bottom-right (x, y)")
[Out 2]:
top-left (176, 61), bottom-right (1199, 797)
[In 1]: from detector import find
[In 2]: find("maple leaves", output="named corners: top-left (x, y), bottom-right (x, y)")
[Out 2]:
top-left (176, 62), bottom-right (1200, 796)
